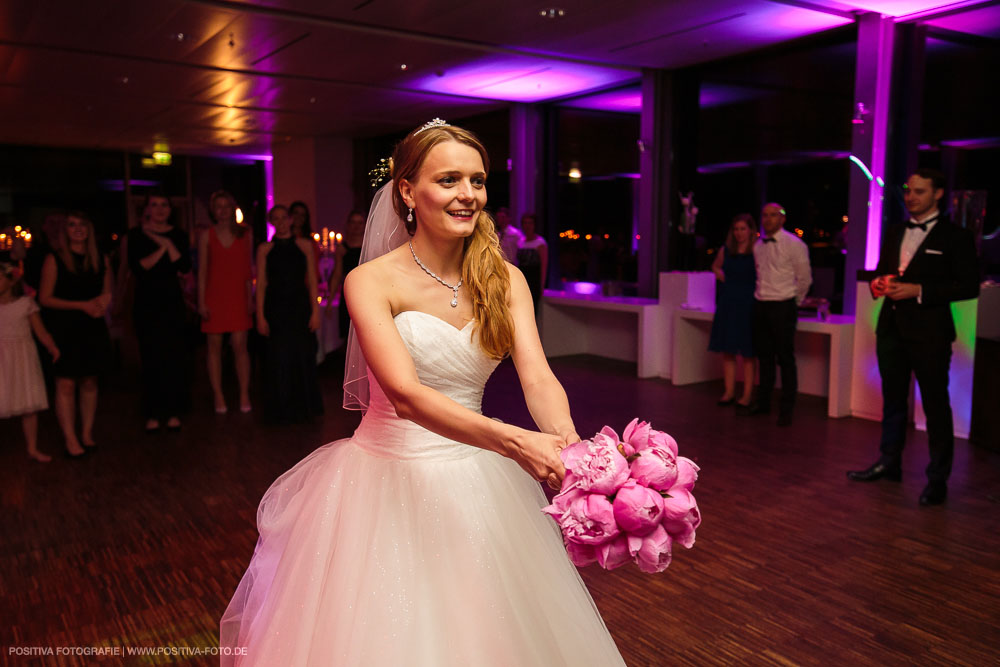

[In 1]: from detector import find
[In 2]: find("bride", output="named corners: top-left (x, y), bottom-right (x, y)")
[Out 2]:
top-left (220, 120), bottom-right (626, 666)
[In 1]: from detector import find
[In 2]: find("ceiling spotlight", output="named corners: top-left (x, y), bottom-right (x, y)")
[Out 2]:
top-left (399, 64), bottom-right (408, 71)
top-left (119, 76), bottom-right (129, 84)
top-left (171, 32), bottom-right (190, 42)
top-left (539, 8), bottom-right (565, 18)
top-left (309, 97), bottom-right (316, 104)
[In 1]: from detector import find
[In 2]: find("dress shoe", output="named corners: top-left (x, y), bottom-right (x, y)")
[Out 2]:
top-left (735, 403), bottom-right (769, 417)
top-left (919, 483), bottom-right (947, 506)
top-left (846, 461), bottom-right (901, 482)
top-left (776, 412), bottom-right (793, 427)
top-left (717, 397), bottom-right (735, 406)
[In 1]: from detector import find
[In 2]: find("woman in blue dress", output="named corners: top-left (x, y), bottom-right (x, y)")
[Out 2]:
top-left (709, 213), bottom-right (757, 408)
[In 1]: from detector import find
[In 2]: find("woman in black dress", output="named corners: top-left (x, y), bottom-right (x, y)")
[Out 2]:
top-left (39, 212), bottom-right (112, 456)
top-left (709, 213), bottom-right (757, 408)
top-left (127, 193), bottom-right (192, 432)
top-left (327, 210), bottom-right (366, 339)
top-left (255, 205), bottom-right (322, 422)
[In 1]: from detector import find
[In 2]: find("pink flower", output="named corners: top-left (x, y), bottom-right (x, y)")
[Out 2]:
top-left (634, 525), bottom-right (673, 573)
top-left (663, 485), bottom-right (701, 549)
top-left (662, 514), bottom-right (698, 549)
top-left (660, 487), bottom-right (697, 523)
top-left (673, 456), bottom-right (700, 491)
top-left (612, 480), bottom-right (664, 535)
top-left (596, 535), bottom-right (633, 570)
top-left (560, 438), bottom-right (630, 495)
top-left (560, 494), bottom-right (620, 546)
top-left (564, 540), bottom-right (598, 567)
top-left (541, 485), bottom-right (587, 520)
top-left (629, 443), bottom-right (678, 491)
top-left (647, 428), bottom-right (678, 459)
top-left (620, 419), bottom-right (649, 456)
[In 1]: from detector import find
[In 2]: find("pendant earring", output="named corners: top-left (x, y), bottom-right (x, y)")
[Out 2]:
top-left (406, 208), bottom-right (414, 223)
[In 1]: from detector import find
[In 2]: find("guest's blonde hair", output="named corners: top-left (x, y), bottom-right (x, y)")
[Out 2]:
top-left (57, 212), bottom-right (101, 274)
top-left (725, 213), bottom-right (757, 256)
top-left (209, 190), bottom-right (247, 238)
top-left (391, 124), bottom-right (513, 359)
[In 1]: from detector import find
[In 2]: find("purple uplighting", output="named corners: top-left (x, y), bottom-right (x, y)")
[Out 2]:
top-left (941, 137), bottom-right (1000, 149)
top-left (409, 57), bottom-right (636, 103)
top-left (846, 0), bottom-right (967, 16)
top-left (562, 88), bottom-right (642, 113)
top-left (926, 3), bottom-right (1000, 36)
top-left (758, 5), bottom-right (854, 31)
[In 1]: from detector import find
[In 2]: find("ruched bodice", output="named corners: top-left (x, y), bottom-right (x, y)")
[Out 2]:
top-left (352, 310), bottom-right (501, 461)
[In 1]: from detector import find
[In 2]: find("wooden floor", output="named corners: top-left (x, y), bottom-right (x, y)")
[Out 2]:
top-left (2, 351), bottom-right (999, 666)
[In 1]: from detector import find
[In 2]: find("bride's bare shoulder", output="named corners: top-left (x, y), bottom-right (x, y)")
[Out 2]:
top-left (344, 245), bottom-right (409, 292)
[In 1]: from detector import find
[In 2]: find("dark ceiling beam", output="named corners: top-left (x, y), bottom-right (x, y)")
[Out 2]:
top-left (186, 0), bottom-right (639, 71)
top-left (0, 38), bottom-right (510, 105)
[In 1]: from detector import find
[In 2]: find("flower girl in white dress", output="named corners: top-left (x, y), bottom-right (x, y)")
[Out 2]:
top-left (220, 121), bottom-right (626, 666)
top-left (0, 262), bottom-right (60, 462)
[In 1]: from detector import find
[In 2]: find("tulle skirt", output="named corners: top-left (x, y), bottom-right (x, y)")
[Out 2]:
top-left (0, 339), bottom-right (48, 419)
top-left (220, 438), bottom-right (626, 666)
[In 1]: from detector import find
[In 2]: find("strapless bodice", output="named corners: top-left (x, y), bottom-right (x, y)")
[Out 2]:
top-left (352, 311), bottom-right (500, 461)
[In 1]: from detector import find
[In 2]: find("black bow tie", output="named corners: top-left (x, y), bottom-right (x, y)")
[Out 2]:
top-left (762, 237), bottom-right (777, 244)
top-left (906, 215), bottom-right (937, 232)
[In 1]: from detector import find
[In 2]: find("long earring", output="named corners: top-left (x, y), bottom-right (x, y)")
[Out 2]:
top-left (407, 208), bottom-right (414, 223)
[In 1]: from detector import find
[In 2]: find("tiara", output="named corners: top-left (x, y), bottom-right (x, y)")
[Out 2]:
top-left (414, 118), bottom-right (449, 135)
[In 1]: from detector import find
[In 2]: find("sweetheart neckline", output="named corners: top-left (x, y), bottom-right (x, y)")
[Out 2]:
top-left (394, 310), bottom-right (474, 333)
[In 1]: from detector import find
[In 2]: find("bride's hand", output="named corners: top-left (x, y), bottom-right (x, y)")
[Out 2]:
top-left (558, 430), bottom-right (581, 451)
top-left (507, 431), bottom-right (566, 491)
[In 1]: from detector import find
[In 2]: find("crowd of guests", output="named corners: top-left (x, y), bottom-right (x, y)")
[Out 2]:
top-left (2, 195), bottom-right (555, 462)
top-left (0, 192), bottom-right (343, 462)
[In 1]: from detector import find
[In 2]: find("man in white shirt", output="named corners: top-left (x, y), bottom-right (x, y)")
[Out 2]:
top-left (738, 203), bottom-right (812, 426)
top-left (495, 207), bottom-right (523, 266)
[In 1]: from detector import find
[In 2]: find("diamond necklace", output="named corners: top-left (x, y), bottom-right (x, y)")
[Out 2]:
top-left (408, 242), bottom-right (462, 308)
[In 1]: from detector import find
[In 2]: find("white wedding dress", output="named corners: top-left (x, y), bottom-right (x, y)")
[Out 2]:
top-left (221, 310), bottom-right (626, 666)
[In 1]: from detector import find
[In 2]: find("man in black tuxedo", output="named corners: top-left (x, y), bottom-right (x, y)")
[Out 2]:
top-left (847, 169), bottom-right (980, 505)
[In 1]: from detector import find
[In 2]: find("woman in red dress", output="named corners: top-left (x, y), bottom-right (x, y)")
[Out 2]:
top-left (198, 190), bottom-right (253, 414)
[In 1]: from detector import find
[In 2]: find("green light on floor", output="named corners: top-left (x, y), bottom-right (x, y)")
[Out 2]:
top-left (951, 300), bottom-right (977, 354)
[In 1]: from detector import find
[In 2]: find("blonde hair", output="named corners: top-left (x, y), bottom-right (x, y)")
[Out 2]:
top-left (57, 212), bottom-right (101, 274)
top-left (725, 213), bottom-right (757, 256)
top-left (390, 125), bottom-right (514, 359)
top-left (209, 190), bottom-right (247, 238)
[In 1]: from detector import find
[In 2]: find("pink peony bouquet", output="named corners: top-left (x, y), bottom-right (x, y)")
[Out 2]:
top-left (542, 419), bottom-right (700, 573)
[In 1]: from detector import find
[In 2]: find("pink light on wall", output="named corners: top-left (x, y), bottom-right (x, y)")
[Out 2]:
top-left (263, 156), bottom-right (275, 241)
top-left (410, 56), bottom-right (636, 103)
top-left (865, 16), bottom-right (895, 271)
top-left (562, 88), bottom-right (641, 113)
